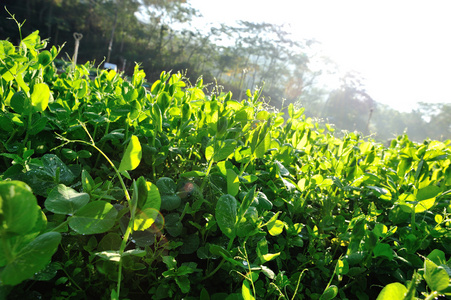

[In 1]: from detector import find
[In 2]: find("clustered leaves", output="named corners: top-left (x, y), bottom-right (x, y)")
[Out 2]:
top-left (1, 31), bottom-right (451, 300)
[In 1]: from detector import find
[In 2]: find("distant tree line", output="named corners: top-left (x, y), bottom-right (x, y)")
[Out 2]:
top-left (1, 0), bottom-right (449, 142)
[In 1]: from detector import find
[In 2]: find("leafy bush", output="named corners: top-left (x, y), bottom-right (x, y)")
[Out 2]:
top-left (1, 29), bottom-right (450, 300)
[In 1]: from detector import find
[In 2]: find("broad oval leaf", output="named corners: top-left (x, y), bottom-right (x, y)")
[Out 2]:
top-left (10, 91), bottom-right (30, 114)
top-left (227, 168), bottom-right (240, 197)
top-left (424, 259), bottom-right (450, 292)
top-left (0, 232), bottom-right (61, 286)
top-left (31, 83), bottom-right (50, 112)
top-left (160, 195), bottom-right (181, 211)
top-left (215, 194), bottom-right (237, 239)
top-left (156, 177), bottom-right (177, 195)
top-left (376, 282), bottom-right (407, 300)
top-left (118, 135), bottom-right (142, 172)
top-left (319, 285), bottom-right (338, 300)
top-left (45, 184), bottom-right (90, 215)
top-left (69, 201), bottom-right (118, 234)
top-left (0, 181), bottom-right (39, 234)
top-left (267, 213), bottom-right (284, 236)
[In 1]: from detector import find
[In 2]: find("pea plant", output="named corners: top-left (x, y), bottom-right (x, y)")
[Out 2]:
top-left (1, 27), bottom-right (450, 300)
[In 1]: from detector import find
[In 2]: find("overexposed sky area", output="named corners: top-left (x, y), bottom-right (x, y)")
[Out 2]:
top-left (189, 0), bottom-right (451, 112)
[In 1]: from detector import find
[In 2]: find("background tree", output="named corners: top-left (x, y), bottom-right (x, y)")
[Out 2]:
top-left (1, 1), bottom-right (448, 143)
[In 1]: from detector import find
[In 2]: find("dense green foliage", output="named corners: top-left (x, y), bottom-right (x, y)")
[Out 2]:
top-left (1, 30), bottom-right (451, 300)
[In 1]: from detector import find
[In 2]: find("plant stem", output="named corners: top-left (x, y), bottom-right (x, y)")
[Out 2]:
top-left (411, 210), bottom-right (416, 233)
top-left (202, 236), bottom-right (235, 281)
top-left (117, 219), bottom-right (134, 297)
top-left (200, 158), bottom-right (214, 193)
top-left (424, 291), bottom-right (439, 300)
top-left (61, 267), bottom-right (83, 291)
top-left (23, 110), bottom-right (32, 146)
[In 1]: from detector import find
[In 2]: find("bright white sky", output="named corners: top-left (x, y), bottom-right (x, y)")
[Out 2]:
top-left (188, 0), bottom-right (451, 112)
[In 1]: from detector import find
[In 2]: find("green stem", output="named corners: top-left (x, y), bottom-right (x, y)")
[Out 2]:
top-left (23, 110), bottom-right (32, 146)
top-left (5, 129), bottom-right (17, 145)
top-left (94, 120), bottom-right (111, 169)
top-left (411, 210), bottom-right (416, 233)
top-left (200, 158), bottom-right (214, 193)
top-left (239, 158), bottom-right (252, 176)
top-left (202, 236), bottom-right (235, 281)
top-left (291, 269), bottom-right (307, 300)
top-left (48, 218), bottom-right (70, 233)
top-left (152, 133), bottom-right (156, 180)
top-left (117, 219), bottom-right (134, 297)
top-left (424, 291), bottom-right (439, 300)
top-left (61, 267), bottom-right (83, 291)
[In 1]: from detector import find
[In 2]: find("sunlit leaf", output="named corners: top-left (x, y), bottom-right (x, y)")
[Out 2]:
top-left (118, 135), bottom-right (142, 172)
top-left (31, 83), bottom-right (50, 112)
top-left (227, 168), bottom-right (240, 196)
top-left (242, 280), bottom-right (255, 300)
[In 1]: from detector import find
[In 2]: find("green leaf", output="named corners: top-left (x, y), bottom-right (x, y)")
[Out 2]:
top-left (320, 285), bottom-right (338, 300)
top-left (152, 103), bottom-right (163, 132)
top-left (227, 168), bottom-right (240, 196)
top-left (261, 252), bottom-right (280, 262)
top-left (267, 213), bottom-right (284, 236)
top-left (376, 282), bottom-right (407, 300)
top-left (10, 91), bottom-right (30, 114)
top-left (143, 181), bottom-right (161, 211)
top-left (373, 243), bottom-right (393, 260)
top-left (217, 116), bottom-right (228, 137)
top-left (236, 206), bottom-right (259, 238)
top-left (209, 244), bottom-right (232, 258)
top-left (238, 185), bottom-right (256, 220)
top-left (200, 288), bottom-right (210, 300)
top-left (160, 195), bottom-right (181, 211)
top-left (427, 249), bottom-right (446, 266)
top-left (157, 91), bottom-right (171, 113)
top-left (41, 154), bottom-right (76, 185)
top-left (29, 116), bottom-right (48, 135)
top-left (69, 201), bottom-right (118, 234)
top-left (156, 177), bottom-right (177, 195)
top-left (174, 276), bottom-right (190, 294)
top-left (38, 50), bottom-right (52, 66)
top-left (0, 232), bottom-right (61, 286)
top-left (81, 169), bottom-right (95, 194)
top-left (0, 181), bottom-right (39, 234)
top-left (96, 250), bottom-right (121, 262)
top-left (213, 139), bottom-right (237, 162)
top-left (205, 146), bottom-right (214, 161)
top-left (180, 171), bottom-right (206, 178)
top-left (255, 131), bottom-right (270, 159)
top-left (45, 184), bottom-right (90, 215)
top-left (31, 83), bottom-right (50, 112)
top-left (162, 256), bottom-right (177, 269)
top-left (417, 186), bottom-right (442, 200)
top-left (118, 135), bottom-right (142, 172)
top-left (133, 208), bottom-right (160, 231)
top-left (215, 194), bottom-right (237, 239)
top-left (165, 213), bottom-right (183, 237)
top-left (424, 259), bottom-right (450, 292)
top-left (242, 280), bottom-right (255, 300)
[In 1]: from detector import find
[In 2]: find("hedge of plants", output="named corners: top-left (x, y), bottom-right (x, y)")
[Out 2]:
top-left (1, 29), bottom-right (451, 300)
